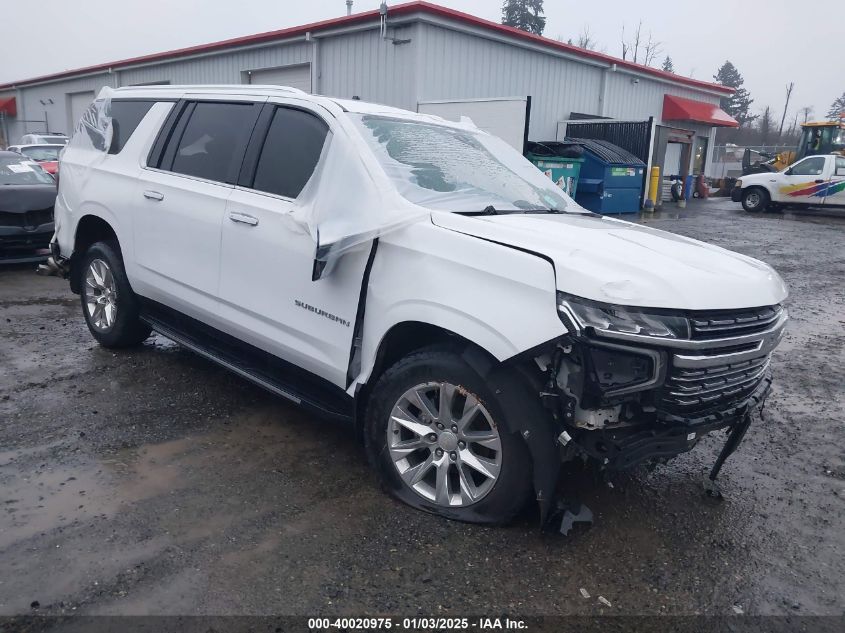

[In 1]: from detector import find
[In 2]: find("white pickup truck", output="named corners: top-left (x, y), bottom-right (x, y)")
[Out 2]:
top-left (733, 153), bottom-right (845, 212)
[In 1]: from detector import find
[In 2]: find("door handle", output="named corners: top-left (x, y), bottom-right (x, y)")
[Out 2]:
top-left (143, 190), bottom-right (164, 201)
top-left (229, 212), bottom-right (259, 226)
top-left (814, 179), bottom-right (825, 184)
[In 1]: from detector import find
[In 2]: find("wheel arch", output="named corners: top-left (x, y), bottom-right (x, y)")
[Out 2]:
top-left (69, 214), bottom-right (120, 294)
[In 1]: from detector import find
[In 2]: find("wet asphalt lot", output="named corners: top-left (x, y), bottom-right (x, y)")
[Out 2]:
top-left (0, 199), bottom-right (843, 622)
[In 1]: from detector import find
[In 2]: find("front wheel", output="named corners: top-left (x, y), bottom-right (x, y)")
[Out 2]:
top-left (741, 187), bottom-right (769, 212)
top-left (364, 347), bottom-right (532, 524)
top-left (80, 241), bottom-right (151, 348)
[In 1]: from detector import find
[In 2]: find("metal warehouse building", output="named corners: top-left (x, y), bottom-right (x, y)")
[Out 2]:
top-left (0, 1), bottom-right (737, 187)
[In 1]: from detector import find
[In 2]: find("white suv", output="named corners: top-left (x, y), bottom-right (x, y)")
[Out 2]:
top-left (46, 85), bottom-right (788, 526)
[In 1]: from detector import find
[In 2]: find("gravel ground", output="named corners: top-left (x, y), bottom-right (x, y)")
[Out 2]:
top-left (0, 199), bottom-right (843, 621)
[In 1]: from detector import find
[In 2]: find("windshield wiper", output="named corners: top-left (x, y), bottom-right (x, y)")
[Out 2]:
top-left (458, 205), bottom-right (501, 216)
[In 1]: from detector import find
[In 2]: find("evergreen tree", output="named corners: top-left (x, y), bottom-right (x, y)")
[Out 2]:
top-left (661, 56), bottom-right (674, 73)
top-left (501, 0), bottom-right (546, 36)
top-left (827, 92), bottom-right (845, 119)
top-left (713, 61), bottom-right (756, 126)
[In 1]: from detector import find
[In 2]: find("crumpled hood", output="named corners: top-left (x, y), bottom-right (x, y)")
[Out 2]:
top-left (431, 211), bottom-right (788, 310)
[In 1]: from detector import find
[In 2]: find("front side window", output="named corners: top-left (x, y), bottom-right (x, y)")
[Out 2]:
top-left (251, 107), bottom-right (329, 198)
top-left (790, 156), bottom-right (826, 176)
top-left (0, 155), bottom-right (54, 185)
top-left (169, 102), bottom-right (257, 183)
top-left (351, 114), bottom-right (579, 213)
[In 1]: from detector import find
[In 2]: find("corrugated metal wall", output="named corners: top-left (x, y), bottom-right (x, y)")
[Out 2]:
top-left (417, 23), bottom-right (603, 140)
top-left (319, 25), bottom-right (417, 111)
top-left (17, 73), bottom-right (117, 137)
top-left (603, 72), bottom-right (723, 122)
top-left (6, 15), bottom-right (726, 177)
top-left (117, 40), bottom-right (312, 86)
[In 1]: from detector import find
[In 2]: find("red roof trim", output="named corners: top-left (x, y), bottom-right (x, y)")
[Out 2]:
top-left (0, 1), bottom-right (734, 96)
top-left (662, 94), bottom-right (738, 128)
top-left (0, 96), bottom-right (16, 116)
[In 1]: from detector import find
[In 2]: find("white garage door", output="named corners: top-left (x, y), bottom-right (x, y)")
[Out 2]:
top-left (418, 97), bottom-right (529, 152)
top-left (247, 64), bottom-right (311, 93)
top-left (68, 91), bottom-right (95, 133)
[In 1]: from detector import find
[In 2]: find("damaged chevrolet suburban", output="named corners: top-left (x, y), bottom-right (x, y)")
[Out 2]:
top-left (44, 86), bottom-right (788, 526)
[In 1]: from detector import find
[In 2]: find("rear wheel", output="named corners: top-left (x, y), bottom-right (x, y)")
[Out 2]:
top-left (741, 187), bottom-right (769, 212)
top-left (80, 241), bottom-right (151, 348)
top-left (364, 348), bottom-right (532, 524)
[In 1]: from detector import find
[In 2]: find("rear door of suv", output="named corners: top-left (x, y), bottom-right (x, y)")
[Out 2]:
top-left (218, 99), bottom-right (373, 387)
top-left (132, 96), bottom-right (264, 317)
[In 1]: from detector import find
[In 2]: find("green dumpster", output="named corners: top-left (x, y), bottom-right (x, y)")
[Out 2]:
top-left (525, 141), bottom-right (585, 197)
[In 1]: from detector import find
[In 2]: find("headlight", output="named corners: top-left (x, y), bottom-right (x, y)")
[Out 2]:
top-left (736, 179), bottom-right (743, 188)
top-left (557, 292), bottom-right (690, 340)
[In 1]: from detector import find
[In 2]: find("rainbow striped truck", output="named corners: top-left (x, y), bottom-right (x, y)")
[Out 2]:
top-left (733, 154), bottom-right (845, 212)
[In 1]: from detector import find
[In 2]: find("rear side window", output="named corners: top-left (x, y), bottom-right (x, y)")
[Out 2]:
top-left (167, 102), bottom-right (258, 184)
top-left (108, 100), bottom-right (155, 154)
top-left (251, 107), bottom-right (329, 198)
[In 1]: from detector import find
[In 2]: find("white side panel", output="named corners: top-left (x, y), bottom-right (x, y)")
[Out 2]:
top-left (247, 64), bottom-right (311, 92)
top-left (418, 98), bottom-right (526, 152)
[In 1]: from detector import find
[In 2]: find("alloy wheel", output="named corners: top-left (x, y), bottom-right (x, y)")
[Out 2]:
top-left (387, 381), bottom-right (502, 507)
top-left (84, 258), bottom-right (118, 331)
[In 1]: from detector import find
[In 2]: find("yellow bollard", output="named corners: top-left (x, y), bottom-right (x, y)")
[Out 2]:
top-left (648, 166), bottom-right (660, 208)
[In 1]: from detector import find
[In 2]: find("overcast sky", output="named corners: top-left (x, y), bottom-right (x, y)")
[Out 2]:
top-left (2, 0), bottom-right (840, 122)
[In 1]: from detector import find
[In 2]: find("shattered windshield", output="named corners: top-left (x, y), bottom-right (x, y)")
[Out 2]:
top-left (352, 114), bottom-right (582, 213)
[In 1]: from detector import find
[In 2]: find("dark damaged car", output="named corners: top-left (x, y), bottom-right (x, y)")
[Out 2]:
top-left (0, 151), bottom-right (56, 263)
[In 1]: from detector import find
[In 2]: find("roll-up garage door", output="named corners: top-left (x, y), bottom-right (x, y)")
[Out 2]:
top-left (418, 97), bottom-right (529, 153)
top-left (68, 91), bottom-right (95, 133)
top-left (247, 64), bottom-right (311, 93)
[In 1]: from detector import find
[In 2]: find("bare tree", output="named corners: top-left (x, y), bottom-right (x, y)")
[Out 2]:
top-left (778, 82), bottom-right (794, 137)
top-left (758, 106), bottom-right (777, 145)
top-left (620, 24), bottom-right (629, 60)
top-left (800, 106), bottom-right (814, 123)
top-left (631, 20), bottom-right (643, 63)
top-left (577, 24), bottom-right (597, 50)
top-left (643, 32), bottom-right (662, 66)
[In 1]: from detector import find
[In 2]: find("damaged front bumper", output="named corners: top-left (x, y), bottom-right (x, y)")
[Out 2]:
top-left (540, 299), bottom-right (788, 472)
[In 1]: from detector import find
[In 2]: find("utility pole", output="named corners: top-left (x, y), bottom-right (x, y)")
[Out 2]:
top-left (779, 82), bottom-right (794, 137)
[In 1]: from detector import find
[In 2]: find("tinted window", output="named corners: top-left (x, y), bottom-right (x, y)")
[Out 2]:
top-left (252, 107), bottom-right (329, 198)
top-left (108, 100), bottom-right (155, 154)
top-left (170, 102), bottom-right (257, 183)
top-left (790, 156), bottom-right (825, 176)
top-left (836, 156), bottom-right (845, 172)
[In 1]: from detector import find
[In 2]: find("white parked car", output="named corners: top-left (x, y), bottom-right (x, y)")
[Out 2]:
top-left (45, 86), bottom-right (788, 526)
top-left (19, 133), bottom-right (69, 146)
top-left (732, 154), bottom-right (845, 212)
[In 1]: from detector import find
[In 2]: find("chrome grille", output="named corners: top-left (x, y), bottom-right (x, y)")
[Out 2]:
top-left (662, 355), bottom-right (770, 410)
top-left (689, 305), bottom-right (782, 340)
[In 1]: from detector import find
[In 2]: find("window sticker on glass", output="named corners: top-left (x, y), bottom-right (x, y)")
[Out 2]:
top-left (7, 163), bottom-right (35, 173)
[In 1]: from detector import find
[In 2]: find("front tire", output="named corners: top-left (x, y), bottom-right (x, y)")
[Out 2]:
top-left (364, 347), bottom-right (532, 524)
top-left (80, 241), bottom-right (151, 348)
top-left (742, 187), bottom-right (769, 212)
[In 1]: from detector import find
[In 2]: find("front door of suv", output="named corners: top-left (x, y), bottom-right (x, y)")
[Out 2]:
top-left (218, 102), bottom-right (372, 388)
top-left (132, 97), bottom-right (264, 317)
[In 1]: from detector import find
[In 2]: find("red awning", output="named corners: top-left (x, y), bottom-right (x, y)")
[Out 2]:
top-left (663, 94), bottom-right (737, 128)
top-left (0, 96), bottom-right (16, 116)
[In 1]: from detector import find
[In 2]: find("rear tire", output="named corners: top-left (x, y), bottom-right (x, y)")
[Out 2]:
top-left (364, 347), bottom-right (532, 525)
top-left (80, 241), bottom-right (151, 348)
top-left (741, 187), bottom-right (769, 212)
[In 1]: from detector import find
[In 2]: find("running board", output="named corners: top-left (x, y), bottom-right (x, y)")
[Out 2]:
top-left (139, 299), bottom-right (354, 422)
